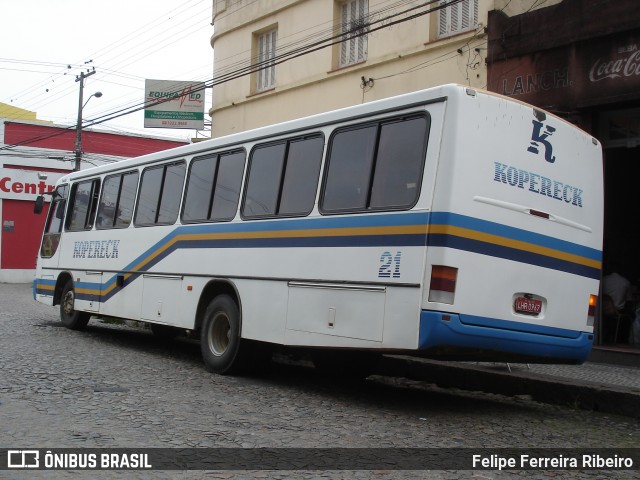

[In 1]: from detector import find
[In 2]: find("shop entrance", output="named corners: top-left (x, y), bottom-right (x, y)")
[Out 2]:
top-left (599, 108), bottom-right (640, 347)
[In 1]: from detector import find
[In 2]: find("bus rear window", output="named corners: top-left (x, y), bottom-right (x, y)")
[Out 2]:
top-left (321, 114), bottom-right (430, 213)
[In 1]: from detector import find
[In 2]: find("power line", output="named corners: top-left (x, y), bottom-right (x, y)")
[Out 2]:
top-left (1, 0), bottom-right (470, 154)
top-left (2, 1), bottom-right (212, 116)
top-left (85, 0), bottom-right (463, 127)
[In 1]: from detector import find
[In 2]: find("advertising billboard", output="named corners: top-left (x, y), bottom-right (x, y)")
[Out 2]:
top-left (144, 80), bottom-right (205, 130)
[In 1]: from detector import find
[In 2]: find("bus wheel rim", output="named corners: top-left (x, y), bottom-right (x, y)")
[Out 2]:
top-left (208, 312), bottom-right (231, 357)
top-left (63, 290), bottom-right (75, 316)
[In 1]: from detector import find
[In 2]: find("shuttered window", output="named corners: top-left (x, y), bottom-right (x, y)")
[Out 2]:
top-left (256, 29), bottom-right (277, 92)
top-left (437, 0), bottom-right (478, 38)
top-left (339, 0), bottom-right (368, 67)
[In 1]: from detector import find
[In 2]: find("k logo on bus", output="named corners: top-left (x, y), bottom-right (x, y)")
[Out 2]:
top-left (527, 120), bottom-right (556, 163)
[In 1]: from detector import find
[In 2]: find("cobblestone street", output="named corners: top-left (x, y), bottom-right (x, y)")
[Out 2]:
top-left (1, 283), bottom-right (638, 479)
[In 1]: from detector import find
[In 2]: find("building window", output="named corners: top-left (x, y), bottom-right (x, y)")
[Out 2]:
top-left (339, 0), bottom-right (368, 67)
top-left (256, 29), bottom-right (277, 92)
top-left (437, 0), bottom-right (478, 38)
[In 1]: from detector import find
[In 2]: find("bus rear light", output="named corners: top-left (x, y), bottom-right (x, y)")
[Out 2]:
top-left (587, 294), bottom-right (597, 326)
top-left (428, 265), bottom-right (458, 304)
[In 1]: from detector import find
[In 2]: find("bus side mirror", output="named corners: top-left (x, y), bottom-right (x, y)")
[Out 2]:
top-left (34, 196), bottom-right (45, 214)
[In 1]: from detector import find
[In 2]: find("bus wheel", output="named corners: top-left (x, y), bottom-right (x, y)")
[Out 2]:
top-left (200, 295), bottom-right (250, 375)
top-left (60, 280), bottom-right (90, 330)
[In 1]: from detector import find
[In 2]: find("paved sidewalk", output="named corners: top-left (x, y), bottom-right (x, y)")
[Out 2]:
top-left (377, 355), bottom-right (640, 419)
top-left (508, 360), bottom-right (640, 391)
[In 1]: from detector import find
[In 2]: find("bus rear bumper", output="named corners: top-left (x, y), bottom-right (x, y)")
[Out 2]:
top-left (418, 310), bottom-right (593, 364)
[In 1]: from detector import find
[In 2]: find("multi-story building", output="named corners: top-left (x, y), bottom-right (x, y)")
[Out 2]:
top-left (210, 0), bottom-right (499, 137)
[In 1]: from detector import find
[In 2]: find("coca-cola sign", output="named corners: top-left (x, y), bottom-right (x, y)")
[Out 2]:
top-left (488, 31), bottom-right (640, 109)
top-left (589, 45), bottom-right (640, 82)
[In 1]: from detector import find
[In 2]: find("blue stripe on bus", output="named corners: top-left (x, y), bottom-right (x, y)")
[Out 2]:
top-left (430, 212), bottom-right (601, 261)
top-left (419, 311), bottom-right (593, 363)
top-left (34, 278), bottom-right (56, 297)
top-left (35, 211), bottom-right (602, 303)
top-left (427, 233), bottom-right (600, 280)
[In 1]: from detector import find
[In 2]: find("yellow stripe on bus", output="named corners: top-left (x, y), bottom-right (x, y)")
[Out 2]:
top-left (427, 224), bottom-right (601, 270)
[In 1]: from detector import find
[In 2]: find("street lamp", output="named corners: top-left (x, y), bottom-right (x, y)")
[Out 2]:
top-left (74, 69), bottom-right (103, 171)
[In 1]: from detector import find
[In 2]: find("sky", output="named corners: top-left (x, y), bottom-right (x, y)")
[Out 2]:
top-left (0, 0), bottom-right (214, 141)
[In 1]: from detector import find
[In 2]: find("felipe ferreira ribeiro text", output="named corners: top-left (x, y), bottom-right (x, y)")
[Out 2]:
top-left (473, 454), bottom-right (634, 470)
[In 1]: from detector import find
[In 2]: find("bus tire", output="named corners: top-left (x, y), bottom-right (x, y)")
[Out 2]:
top-left (200, 295), bottom-right (251, 375)
top-left (60, 280), bottom-right (90, 330)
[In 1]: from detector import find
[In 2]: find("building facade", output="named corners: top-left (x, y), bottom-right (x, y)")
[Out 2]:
top-left (210, 0), bottom-right (502, 137)
top-left (0, 107), bottom-right (188, 283)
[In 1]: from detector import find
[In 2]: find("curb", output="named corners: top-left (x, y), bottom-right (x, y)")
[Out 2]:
top-left (377, 356), bottom-right (640, 419)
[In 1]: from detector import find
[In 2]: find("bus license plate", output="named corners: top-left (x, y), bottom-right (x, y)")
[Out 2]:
top-left (514, 297), bottom-right (542, 315)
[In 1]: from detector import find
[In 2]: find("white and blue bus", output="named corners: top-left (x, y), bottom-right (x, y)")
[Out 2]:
top-left (33, 85), bottom-right (603, 375)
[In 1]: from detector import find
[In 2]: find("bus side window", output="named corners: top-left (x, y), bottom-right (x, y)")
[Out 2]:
top-left (211, 151), bottom-right (245, 220)
top-left (322, 126), bottom-right (376, 212)
top-left (116, 171), bottom-right (138, 227)
top-left (243, 143), bottom-right (286, 217)
top-left (182, 150), bottom-right (245, 223)
top-left (97, 171), bottom-right (139, 229)
top-left (66, 179), bottom-right (101, 231)
top-left (242, 134), bottom-right (323, 219)
top-left (55, 200), bottom-right (66, 220)
top-left (279, 136), bottom-right (324, 216)
top-left (370, 116), bottom-right (429, 209)
top-left (321, 114), bottom-right (429, 213)
top-left (135, 161), bottom-right (186, 226)
top-left (40, 184), bottom-right (68, 258)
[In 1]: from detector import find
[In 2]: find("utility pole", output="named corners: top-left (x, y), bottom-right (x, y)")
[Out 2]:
top-left (74, 68), bottom-right (96, 171)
